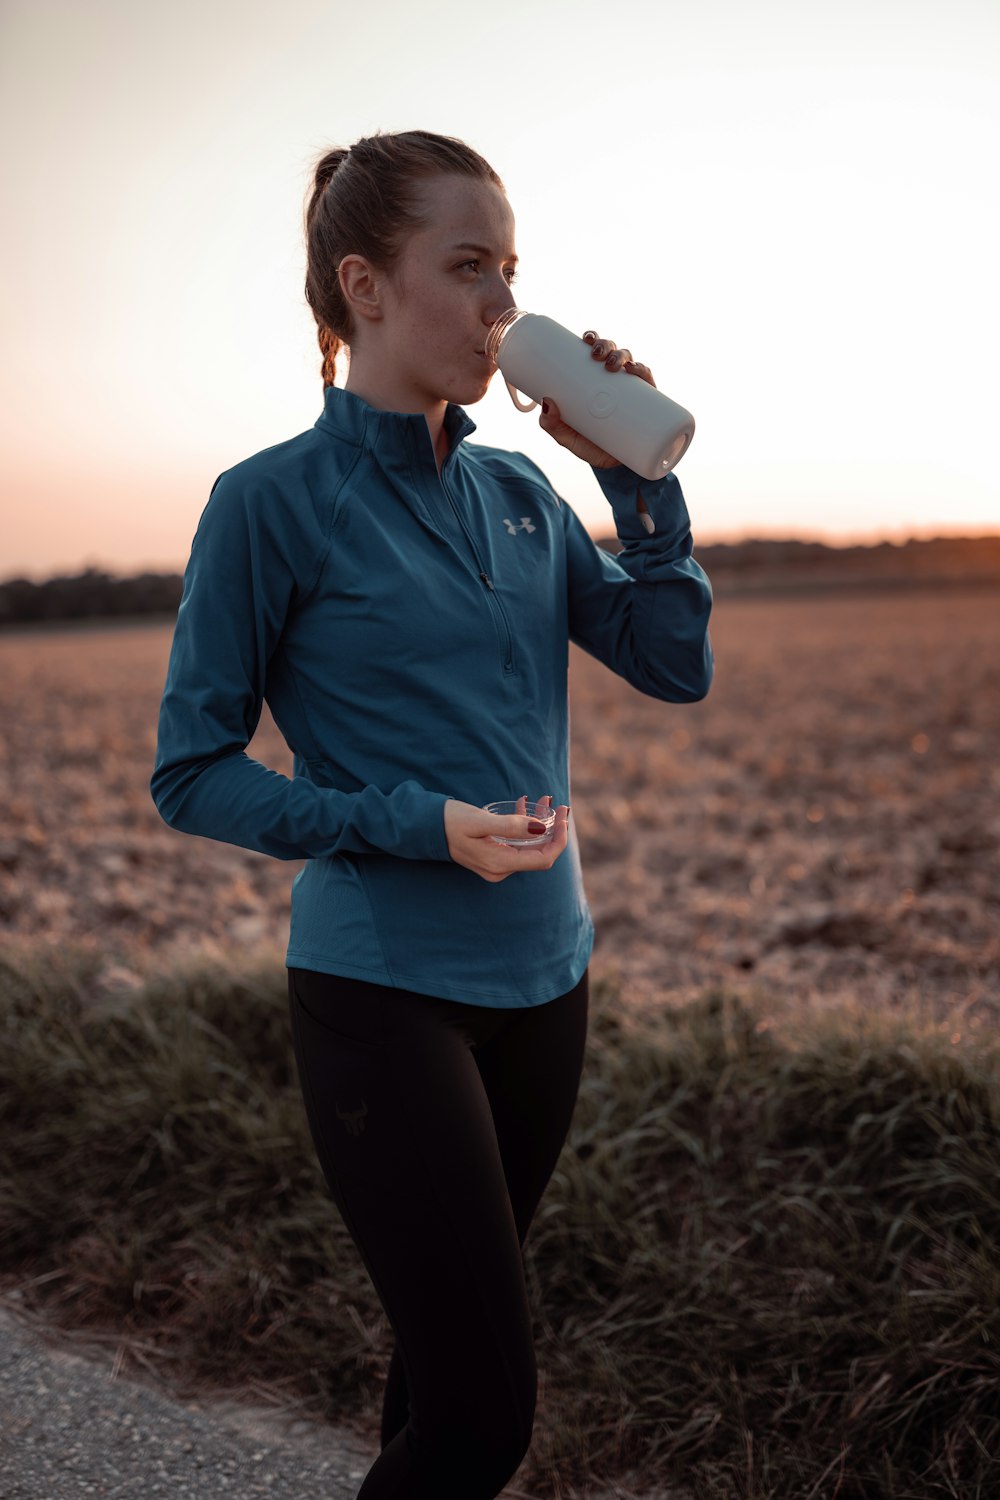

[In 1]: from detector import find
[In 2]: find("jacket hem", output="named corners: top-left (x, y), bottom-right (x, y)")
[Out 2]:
top-left (284, 932), bottom-right (594, 1009)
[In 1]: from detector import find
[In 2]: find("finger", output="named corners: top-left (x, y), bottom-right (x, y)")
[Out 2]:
top-left (478, 808), bottom-right (545, 844)
top-left (527, 805), bottom-right (552, 835)
top-left (534, 794), bottom-right (554, 840)
top-left (604, 347), bottom-right (632, 372)
top-left (624, 359), bottom-right (656, 388)
top-left (539, 398), bottom-right (592, 450)
top-left (582, 330), bottom-right (598, 344)
top-left (517, 809), bottom-right (569, 865)
top-left (504, 835), bottom-right (564, 870)
top-left (541, 416), bottom-right (617, 466)
top-left (498, 814), bottom-right (550, 839)
top-left (522, 804), bottom-right (567, 851)
top-left (485, 806), bottom-right (569, 874)
top-left (538, 396), bottom-right (562, 433)
top-left (539, 397), bottom-right (621, 467)
top-left (516, 794), bottom-right (527, 813)
top-left (590, 337), bottom-right (617, 362)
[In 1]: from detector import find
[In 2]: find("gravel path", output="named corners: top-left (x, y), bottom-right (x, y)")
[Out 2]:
top-left (0, 1304), bottom-right (376, 1499)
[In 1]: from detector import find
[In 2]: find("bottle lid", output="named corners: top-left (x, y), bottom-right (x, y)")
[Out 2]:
top-left (484, 307), bottom-right (528, 364)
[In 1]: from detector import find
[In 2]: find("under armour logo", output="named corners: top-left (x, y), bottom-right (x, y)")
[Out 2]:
top-left (502, 517), bottom-right (536, 536)
top-left (336, 1099), bottom-right (369, 1136)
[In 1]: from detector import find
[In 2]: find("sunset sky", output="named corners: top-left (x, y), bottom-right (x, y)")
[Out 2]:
top-left (2, 0), bottom-right (998, 578)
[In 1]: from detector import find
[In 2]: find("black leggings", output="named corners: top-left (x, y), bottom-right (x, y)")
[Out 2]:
top-left (287, 966), bottom-right (589, 1500)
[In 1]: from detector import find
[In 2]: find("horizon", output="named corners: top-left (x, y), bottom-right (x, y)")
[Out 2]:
top-left (5, 524), bottom-right (1000, 588)
top-left (2, 0), bottom-right (997, 575)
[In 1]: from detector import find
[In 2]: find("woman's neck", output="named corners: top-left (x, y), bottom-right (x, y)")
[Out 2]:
top-left (345, 368), bottom-right (449, 472)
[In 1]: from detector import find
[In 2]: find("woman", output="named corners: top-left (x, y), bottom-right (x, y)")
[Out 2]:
top-left (152, 130), bottom-right (713, 1500)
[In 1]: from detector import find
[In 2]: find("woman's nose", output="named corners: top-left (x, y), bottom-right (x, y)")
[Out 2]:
top-left (483, 280), bottom-right (517, 326)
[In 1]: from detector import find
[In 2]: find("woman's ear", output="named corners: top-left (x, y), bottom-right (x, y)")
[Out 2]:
top-left (338, 255), bottom-right (384, 323)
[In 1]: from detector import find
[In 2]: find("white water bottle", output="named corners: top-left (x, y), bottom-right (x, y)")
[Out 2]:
top-left (484, 309), bottom-right (695, 480)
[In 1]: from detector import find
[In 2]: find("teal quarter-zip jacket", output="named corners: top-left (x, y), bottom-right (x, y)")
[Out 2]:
top-left (151, 385), bottom-right (713, 1006)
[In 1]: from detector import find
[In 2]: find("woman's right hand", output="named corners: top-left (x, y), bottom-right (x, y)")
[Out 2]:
top-left (444, 795), bottom-right (570, 882)
top-left (538, 330), bottom-right (657, 469)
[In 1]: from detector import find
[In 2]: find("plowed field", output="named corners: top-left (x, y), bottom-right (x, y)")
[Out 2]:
top-left (2, 587), bottom-right (997, 1024)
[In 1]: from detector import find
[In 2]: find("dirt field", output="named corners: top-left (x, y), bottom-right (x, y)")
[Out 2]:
top-left (1, 587), bottom-right (997, 1024)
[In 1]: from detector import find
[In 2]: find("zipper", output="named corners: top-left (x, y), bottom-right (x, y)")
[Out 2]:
top-left (440, 471), bottom-right (517, 676)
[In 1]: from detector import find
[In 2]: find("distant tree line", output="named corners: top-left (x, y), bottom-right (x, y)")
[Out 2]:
top-left (0, 568), bottom-right (183, 627)
top-left (597, 533), bottom-right (1000, 591)
top-left (1, 536), bottom-right (997, 626)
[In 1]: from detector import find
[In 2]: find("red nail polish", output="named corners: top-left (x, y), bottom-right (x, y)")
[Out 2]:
top-left (528, 820), bottom-right (547, 834)
top-left (542, 400), bottom-right (550, 415)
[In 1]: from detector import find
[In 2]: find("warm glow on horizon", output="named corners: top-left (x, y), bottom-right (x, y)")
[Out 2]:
top-left (2, 0), bottom-right (998, 578)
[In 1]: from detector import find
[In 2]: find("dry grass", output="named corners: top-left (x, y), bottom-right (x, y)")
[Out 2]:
top-left (1, 949), bottom-right (998, 1498)
top-left (568, 586), bottom-right (1000, 1022)
top-left (0, 588), bottom-right (997, 1023)
top-left (1, 586), bottom-right (998, 1495)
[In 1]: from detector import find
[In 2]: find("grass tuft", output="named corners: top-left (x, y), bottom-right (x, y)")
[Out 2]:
top-left (2, 953), bottom-right (998, 1498)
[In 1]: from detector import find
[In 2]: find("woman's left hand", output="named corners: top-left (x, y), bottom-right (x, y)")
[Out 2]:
top-left (538, 331), bottom-right (657, 469)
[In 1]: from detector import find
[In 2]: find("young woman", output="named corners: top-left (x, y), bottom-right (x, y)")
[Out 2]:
top-left (152, 130), bottom-right (713, 1500)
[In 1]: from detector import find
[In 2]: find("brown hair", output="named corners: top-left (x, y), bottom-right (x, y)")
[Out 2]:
top-left (304, 131), bottom-right (505, 387)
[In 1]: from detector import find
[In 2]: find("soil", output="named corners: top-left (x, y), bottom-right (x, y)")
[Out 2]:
top-left (1, 587), bottom-right (997, 1026)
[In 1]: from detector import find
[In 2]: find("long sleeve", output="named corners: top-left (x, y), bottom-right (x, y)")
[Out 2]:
top-left (562, 463), bottom-right (714, 702)
top-left (150, 468), bottom-right (451, 863)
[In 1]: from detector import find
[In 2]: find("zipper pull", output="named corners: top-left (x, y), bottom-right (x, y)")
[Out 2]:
top-left (479, 571), bottom-right (495, 591)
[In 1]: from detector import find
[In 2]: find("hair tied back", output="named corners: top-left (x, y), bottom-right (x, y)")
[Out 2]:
top-left (304, 131), bottom-right (504, 389)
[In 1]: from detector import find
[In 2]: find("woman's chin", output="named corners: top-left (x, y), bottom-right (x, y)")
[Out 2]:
top-left (453, 371), bottom-right (495, 407)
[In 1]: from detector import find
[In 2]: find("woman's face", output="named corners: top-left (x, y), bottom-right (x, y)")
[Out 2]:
top-left (372, 174), bottom-right (519, 411)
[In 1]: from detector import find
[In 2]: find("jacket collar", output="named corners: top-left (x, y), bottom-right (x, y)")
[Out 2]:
top-left (315, 384), bottom-right (478, 468)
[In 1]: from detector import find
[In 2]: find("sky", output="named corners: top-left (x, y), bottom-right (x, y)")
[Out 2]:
top-left (2, 0), bottom-right (998, 578)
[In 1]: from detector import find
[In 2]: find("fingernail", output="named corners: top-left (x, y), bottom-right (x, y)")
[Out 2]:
top-left (542, 400), bottom-right (550, 414)
top-left (528, 820), bottom-right (547, 834)
top-left (624, 360), bottom-right (636, 371)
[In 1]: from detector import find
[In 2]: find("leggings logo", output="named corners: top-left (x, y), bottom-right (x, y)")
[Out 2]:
top-left (336, 1099), bottom-right (369, 1136)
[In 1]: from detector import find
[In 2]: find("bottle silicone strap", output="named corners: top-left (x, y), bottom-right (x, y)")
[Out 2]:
top-left (504, 381), bottom-right (538, 414)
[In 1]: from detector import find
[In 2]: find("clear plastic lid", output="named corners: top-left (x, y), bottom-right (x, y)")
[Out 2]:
top-left (484, 307), bottom-right (528, 364)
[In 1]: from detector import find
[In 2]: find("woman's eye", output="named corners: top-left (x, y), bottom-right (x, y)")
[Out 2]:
top-left (456, 260), bottom-right (517, 284)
